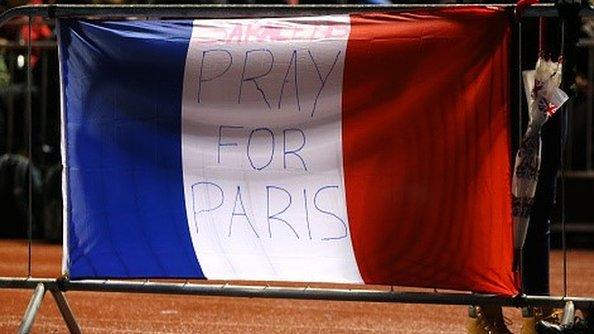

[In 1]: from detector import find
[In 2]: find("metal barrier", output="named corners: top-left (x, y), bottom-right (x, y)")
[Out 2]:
top-left (1, 4), bottom-right (593, 333)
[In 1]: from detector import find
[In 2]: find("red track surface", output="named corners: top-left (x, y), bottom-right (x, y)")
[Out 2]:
top-left (0, 240), bottom-right (592, 333)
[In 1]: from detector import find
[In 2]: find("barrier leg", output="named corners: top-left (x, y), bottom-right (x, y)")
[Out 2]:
top-left (17, 283), bottom-right (46, 334)
top-left (561, 301), bottom-right (575, 326)
top-left (50, 289), bottom-right (81, 334)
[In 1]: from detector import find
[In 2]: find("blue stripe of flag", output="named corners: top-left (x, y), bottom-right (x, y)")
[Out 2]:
top-left (59, 19), bottom-right (205, 278)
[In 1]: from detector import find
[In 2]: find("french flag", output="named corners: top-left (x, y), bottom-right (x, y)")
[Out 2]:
top-left (58, 7), bottom-right (517, 296)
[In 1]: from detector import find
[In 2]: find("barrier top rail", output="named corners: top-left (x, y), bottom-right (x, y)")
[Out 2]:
top-left (0, 3), bottom-right (587, 27)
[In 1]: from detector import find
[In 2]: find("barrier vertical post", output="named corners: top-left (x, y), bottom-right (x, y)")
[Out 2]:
top-left (586, 41), bottom-right (594, 171)
top-left (26, 15), bottom-right (33, 279)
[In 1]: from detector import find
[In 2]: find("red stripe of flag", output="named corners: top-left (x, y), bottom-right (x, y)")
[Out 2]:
top-left (342, 8), bottom-right (517, 295)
